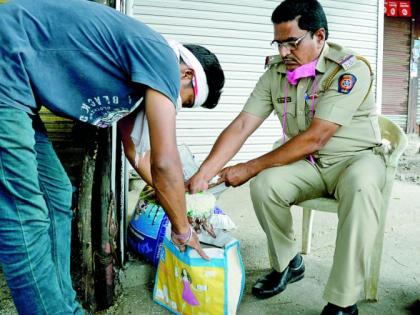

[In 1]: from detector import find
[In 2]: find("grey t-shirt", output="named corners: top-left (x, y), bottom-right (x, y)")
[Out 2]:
top-left (0, 0), bottom-right (179, 127)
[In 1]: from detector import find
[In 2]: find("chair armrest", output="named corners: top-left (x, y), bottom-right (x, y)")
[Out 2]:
top-left (387, 133), bottom-right (408, 168)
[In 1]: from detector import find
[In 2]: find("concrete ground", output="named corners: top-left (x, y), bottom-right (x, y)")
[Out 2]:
top-left (95, 180), bottom-right (420, 315)
top-left (2, 177), bottom-right (420, 314)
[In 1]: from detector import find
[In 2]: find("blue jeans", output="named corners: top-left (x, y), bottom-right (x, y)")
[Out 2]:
top-left (0, 105), bottom-right (84, 315)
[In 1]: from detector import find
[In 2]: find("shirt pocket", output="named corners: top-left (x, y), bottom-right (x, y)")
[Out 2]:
top-left (274, 97), bottom-right (299, 138)
top-left (304, 93), bottom-right (320, 129)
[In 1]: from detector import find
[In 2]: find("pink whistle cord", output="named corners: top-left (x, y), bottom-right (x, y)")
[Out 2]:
top-left (282, 77), bottom-right (318, 164)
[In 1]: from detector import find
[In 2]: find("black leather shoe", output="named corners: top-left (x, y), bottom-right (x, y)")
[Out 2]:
top-left (252, 254), bottom-right (305, 299)
top-left (320, 303), bottom-right (358, 315)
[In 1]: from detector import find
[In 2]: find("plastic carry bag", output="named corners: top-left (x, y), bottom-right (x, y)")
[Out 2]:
top-left (128, 192), bottom-right (235, 266)
top-left (127, 186), bottom-right (168, 266)
top-left (127, 143), bottom-right (230, 267)
top-left (127, 144), bottom-right (201, 266)
top-left (153, 236), bottom-right (245, 315)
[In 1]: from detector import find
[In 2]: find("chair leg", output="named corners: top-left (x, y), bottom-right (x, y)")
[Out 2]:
top-left (364, 222), bottom-right (386, 302)
top-left (302, 208), bottom-right (314, 255)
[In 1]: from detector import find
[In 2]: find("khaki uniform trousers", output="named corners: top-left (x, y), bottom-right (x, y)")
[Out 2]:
top-left (250, 151), bottom-right (386, 307)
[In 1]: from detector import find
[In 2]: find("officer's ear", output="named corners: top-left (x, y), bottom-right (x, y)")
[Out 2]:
top-left (313, 28), bottom-right (326, 47)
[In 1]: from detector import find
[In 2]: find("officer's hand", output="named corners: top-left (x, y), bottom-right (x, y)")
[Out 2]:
top-left (187, 172), bottom-right (210, 194)
top-left (219, 162), bottom-right (256, 187)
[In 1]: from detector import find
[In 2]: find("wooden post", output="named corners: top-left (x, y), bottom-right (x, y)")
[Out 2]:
top-left (77, 130), bottom-right (99, 312)
top-left (93, 129), bottom-right (116, 310)
top-left (115, 129), bottom-right (128, 266)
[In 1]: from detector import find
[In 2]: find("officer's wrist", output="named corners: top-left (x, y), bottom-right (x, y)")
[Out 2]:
top-left (246, 159), bottom-right (263, 177)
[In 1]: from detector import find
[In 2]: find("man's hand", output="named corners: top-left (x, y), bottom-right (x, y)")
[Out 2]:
top-left (171, 228), bottom-right (210, 260)
top-left (187, 171), bottom-right (210, 194)
top-left (219, 162), bottom-right (257, 187)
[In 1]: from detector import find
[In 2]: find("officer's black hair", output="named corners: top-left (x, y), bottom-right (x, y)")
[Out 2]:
top-left (184, 44), bottom-right (225, 109)
top-left (271, 0), bottom-right (329, 40)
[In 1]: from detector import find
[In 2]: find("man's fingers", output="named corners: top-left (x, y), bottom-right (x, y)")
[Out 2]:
top-left (191, 182), bottom-right (208, 194)
top-left (190, 187), bottom-right (201, 194)
top-left (188, 234), bottom-right (210, 260)
top-left (194, 244), bottom-right (210, 261)
top-left (173, 230), bottom-right (210, 260)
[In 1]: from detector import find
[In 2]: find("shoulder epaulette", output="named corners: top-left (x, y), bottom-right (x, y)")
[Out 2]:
top-left (337, 55), bottom-right (358, 70)
top-left (326, 49), bottom-right (358, 71)
top-left (323, 56), bottom-right (373, 91)
top-left (264, 55), bottom-right (282, 69)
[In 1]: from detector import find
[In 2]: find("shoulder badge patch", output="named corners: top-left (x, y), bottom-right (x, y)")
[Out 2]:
top-left (338, 74), bottom-right (357, 94)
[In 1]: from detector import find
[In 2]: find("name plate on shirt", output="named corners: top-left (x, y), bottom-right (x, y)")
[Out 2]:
top-left (277, 97), bottom-right (292, 104)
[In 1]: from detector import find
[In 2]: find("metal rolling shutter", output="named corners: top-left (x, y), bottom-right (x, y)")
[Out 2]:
top-left (418, 91), bottom-right (420, 125)
top-left (322, 0), bottom-right (379, 75)
top-left (382, 17), bottom-right (411, 131)
top-left (417, 61), bottom-right (420, 125)
top-left (131, 0), bottom-right (380, 164)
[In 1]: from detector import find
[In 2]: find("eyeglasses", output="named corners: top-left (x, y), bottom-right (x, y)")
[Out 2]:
top-left (271, 32), bottom-right (309, 51)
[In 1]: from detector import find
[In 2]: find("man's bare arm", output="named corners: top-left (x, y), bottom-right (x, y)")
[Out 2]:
top-left (119, 89), bottom-right (208, 259)
top-left (142, 89), bottom-right (189, 235)
top-left (118, 112), bottom-right (153, 186)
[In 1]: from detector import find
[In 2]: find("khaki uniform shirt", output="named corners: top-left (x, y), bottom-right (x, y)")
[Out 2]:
top-left (243, 42), bottom-right (381, 166)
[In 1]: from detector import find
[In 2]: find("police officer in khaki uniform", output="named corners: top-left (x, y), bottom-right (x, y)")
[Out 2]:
top-left (188, 0), bottom-right (385, 314)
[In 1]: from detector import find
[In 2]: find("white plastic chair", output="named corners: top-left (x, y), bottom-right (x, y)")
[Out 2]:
top-left (297, 116), bottom-right (408, 301)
